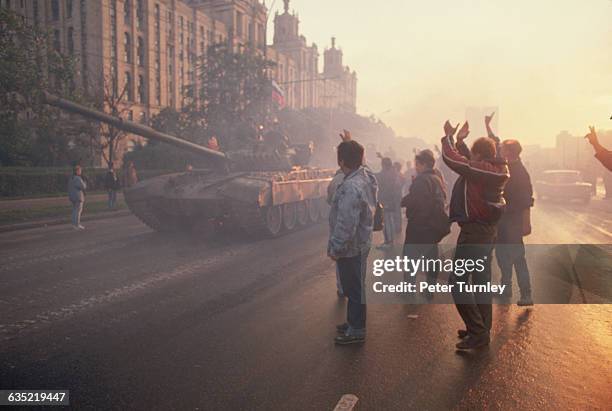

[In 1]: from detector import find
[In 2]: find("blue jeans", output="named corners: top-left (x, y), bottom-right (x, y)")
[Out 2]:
top-left (71, 201), bottom-right (83, 226)
top-left (383, 209), bottom-right (397, 244)
top-left (108, 190), bottom-right (117, 209)
top-left (337, 250), bottom-right (369, 332)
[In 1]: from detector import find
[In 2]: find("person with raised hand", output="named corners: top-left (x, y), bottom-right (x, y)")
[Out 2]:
top-left (440, 119), bottom-right (509, 350)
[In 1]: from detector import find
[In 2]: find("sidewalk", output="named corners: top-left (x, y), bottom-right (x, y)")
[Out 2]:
top-left (0, 192), bottom-right (113, 211)
top-left (0, 192), bottom-right (129, 232)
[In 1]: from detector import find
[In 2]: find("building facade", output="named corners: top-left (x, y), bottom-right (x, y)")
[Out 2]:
top-left (2, 0), bottom-right (357, 160)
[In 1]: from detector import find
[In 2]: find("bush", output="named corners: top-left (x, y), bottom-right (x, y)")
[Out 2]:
top-left (0, 167), bottom-right (171, 198)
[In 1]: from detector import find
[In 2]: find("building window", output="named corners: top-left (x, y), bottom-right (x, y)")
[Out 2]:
top-left (66, 0), bottom-right (72, 18)
top-left (124, 0), bottom-right (131, 25)
top-left (124, 71), bottom-right (133, 101)
top-left (136, 0), bottom-right (144, 29)
top-left (53, 29), bottom-right (61, 52)
top-left (51, 0), bottom-right (60, 20)
top-left (236, 12), bottom-right (243, 37)
top-left (137, 74), bottom-right (146, 103)
top-left (67, 27), bottom-right (74, 53)
top-left (137, 36), bottom-right (144, 66)
top-left (124, 32), bottom-right (131, 63)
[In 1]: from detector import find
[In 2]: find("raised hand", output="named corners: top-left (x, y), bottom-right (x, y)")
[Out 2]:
top-left (457, 121), bottom-right (470, 141)
top-left (584, 126), bottom-right (599, 147)
top-left (339, 129), bottom-right (352, 142)
top-left (485, 112), bottom-right (495, 127)
top-left (443, 120), bottom-right (459, 138)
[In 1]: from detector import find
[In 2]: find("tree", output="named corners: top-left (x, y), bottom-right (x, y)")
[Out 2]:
top-left (88, 76), bottom-right (133, 169)
top-left (0, 8), bottom-right (87, 167)
top-left (184, 43), bottom-right (277, 149)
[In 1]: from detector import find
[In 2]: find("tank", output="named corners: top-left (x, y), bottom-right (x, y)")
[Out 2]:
top-left (43, 92), bottom-right (335, 236)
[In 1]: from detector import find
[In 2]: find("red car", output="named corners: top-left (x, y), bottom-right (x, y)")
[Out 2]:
top-left (535, 170), bottom-right (592, 203)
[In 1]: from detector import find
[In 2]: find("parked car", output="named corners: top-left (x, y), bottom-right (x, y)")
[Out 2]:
top-left (535, 170), bottom-right (592, 203)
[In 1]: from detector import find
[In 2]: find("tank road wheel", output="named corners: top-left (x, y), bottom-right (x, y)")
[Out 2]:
top-left (282, 203), bottom-right (297, 231)
top-left (264, 205), bottom-right (283, 236)
top-left (306, 199), bottom-right (319, 223)
top-left (296, 201), bottom-right (309, 226)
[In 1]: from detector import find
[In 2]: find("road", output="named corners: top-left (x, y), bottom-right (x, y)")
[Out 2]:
top-left (0, 200), bottom-right (611, 410)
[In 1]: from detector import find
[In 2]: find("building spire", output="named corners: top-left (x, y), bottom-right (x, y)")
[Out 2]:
top-left (331, 37), bottom-right (336, 48)
top-left (283, 0), bottom-right (289, 13)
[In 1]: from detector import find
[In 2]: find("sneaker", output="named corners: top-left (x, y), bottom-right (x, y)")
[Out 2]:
top-left (455, 333), bottom-right (490, 350)
top-left (334, 333), bottom-right (365, 345)
top-left (336, 323), bottom-right (349, 334)
top-left (457, 329), bottom-right (468, 339)
top-left (77, 225), bottom-right (85, 230)
top-left (517, 295), bottom-right (534, 306)
top-left (72, 225), bottom-right (80, 230)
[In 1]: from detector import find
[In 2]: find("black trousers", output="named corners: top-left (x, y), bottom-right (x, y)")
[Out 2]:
top-left (337, 253), bottom-right (368, 330)
top-left (496, 214), bottom-right (532, 297)
top-left (449, 222), bottom-right (496, 337)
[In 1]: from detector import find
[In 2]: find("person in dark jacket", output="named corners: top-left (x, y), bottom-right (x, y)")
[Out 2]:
top-left (496, 139), bottom-right (534, 306)
top-left (104, 163), bottom-right (121, 210)
top-left (585, 126), bottom-right (612, 172)
top-left (441, 118), bottom-right (509, 350)
top-left (401, 149), bottom-right (448, 294)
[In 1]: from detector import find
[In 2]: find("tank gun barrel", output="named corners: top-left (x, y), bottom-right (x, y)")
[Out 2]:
top-left (42, 91), bottom-right (227, 161)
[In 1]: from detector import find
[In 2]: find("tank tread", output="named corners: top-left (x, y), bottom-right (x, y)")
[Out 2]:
top-left (125, 198), bottom-right (174, 232)
top-left (232, 202), bottom-right (273, 237)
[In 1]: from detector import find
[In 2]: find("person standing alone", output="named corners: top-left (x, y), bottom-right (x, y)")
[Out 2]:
top-left (105, 163), bottom-right (121, 210)
top-left (68, 164), bottom-right (87, 230)
top-left (328, 136), bottom-right (378, 345)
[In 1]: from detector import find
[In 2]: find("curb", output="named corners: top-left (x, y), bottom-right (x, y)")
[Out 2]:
top-left (0, 210), bottom-right (132, 233)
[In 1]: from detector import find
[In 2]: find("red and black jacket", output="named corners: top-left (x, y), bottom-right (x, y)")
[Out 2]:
top-left (441, 136), bottom-right (509, 225)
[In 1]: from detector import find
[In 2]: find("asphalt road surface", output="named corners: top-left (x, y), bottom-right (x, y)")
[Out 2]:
top-left (1, 200), bottom-right (611, 410)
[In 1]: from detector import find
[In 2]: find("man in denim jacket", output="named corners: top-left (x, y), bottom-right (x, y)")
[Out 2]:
top-left (328, 137), bottom-right (378, 345)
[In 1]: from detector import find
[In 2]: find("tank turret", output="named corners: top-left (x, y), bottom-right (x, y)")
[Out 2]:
top-left (43, 92), bottom-right (312, 172)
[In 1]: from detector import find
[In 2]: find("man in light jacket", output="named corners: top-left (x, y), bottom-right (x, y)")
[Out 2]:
top-left (68, 165), bottom-right (87, 230)
top-left (328, 137), bottom-right (378, 345)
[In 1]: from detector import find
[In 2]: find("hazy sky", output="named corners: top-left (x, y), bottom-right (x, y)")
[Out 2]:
top-left (270, 0), bottom-right (612, 146)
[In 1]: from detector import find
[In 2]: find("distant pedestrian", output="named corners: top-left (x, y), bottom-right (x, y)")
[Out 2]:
top-left (328, 133), bottom-right (378, 345)
top-left (68, 165), bottom-right (87, 230)
top-left (496, 139), bottom-right (534, 306)
top-left (401, 149), bottom-right (449, 296)
top-left (376, 157), bottom-right (402, 248)
top-left (441, 116), bottom-right (509, 350)
top-left (393, 161), bottom-right (405, 234)
top-left (104, 163), bottom-right (121, 209)
top-left (585, 126), bottom-right (612, 172)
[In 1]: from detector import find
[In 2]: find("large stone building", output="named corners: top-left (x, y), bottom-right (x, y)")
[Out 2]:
top-left (2, 0), bottom-right (357, 158)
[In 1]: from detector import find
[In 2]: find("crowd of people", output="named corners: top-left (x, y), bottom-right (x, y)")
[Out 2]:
top-left (326, 115), bottom-right (612, 349)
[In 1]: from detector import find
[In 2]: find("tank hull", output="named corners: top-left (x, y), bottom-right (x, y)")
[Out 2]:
top-left (124, 168), bottom-right (335, 236)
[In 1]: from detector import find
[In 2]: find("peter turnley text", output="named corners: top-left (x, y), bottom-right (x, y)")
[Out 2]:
top-left (372, 281), bottom-right (507, 295)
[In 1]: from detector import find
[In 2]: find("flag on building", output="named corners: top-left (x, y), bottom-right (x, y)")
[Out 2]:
top-left (271, 80), bottom-right (285, 108)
